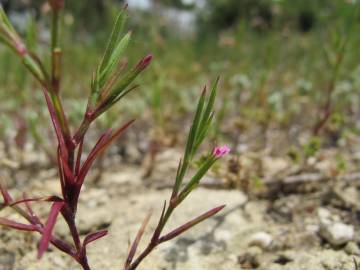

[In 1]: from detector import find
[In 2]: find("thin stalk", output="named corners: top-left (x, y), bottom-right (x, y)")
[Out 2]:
top-left (79, 258), bottom-right (91, 270)
top-left (126, 206), bottom-right (174, 270)
top-left (73, 116), bottom-right (92, 146)
top-left (126, 244), bottom-right (154, 270)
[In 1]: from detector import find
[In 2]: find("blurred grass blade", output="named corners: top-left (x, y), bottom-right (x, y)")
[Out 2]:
top-left (0, 6), bottom-right (16, 32)
top-left (354, 258), bottom-right (359, 270)
top-left (23, 55), bottom-right (46, 83)
top-left (159, 205), bottom-right (225, 243)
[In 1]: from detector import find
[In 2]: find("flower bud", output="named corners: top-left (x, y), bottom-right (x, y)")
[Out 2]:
top-left (213, 145), bottom-right (230, 158)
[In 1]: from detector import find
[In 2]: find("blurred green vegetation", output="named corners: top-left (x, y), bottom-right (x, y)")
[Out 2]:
top-left (0, 0), bottom-right (359, 158)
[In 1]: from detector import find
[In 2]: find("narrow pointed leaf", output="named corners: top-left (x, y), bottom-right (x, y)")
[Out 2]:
top-left (98, 61), bottom-right (128, 104)
top-left (171, 159), bottom-right (182, 198)
top-left (179, 156), bottom-right (217, 202)
top-left (58, 154), bottom-right (75, 184)
top-left (0, 6), bottom-right (16, 32)
top-left (38, 201), bottom-right (64, 259)
top-left (57, 147), bottom-right (66, 193)
top-left (125, 210), bottom-right (152, 267)
top-left (194, 112), bottom-right (214, 150)
top-left (159, 205), bottom-right (225, 243)
top-left (0, 34), bottom-right (14, 51)
top-left (174, 89), bottom-right (207, 194)
top-left (184, 87), bottom-right (206, 160)
top-left (108, 84), bottom-right (139, 107)
top-left (77, 120), bottom-right (135, 185)
top-left (99, 55), bottom-right (152, 111)
top-left (0, 217), bottom-right (37, 231)
top-left (100, 7), bottom-right (127, 72)
top-left (84, 230), bottom-right (108, 246)
top-left (201, 78), bottom-right (219, 127)
top-left (10, 196), bottom-right (63, 207)
top-left (99, 32), bottom-right (131, 85)
top-left (22, 193), bottom-right (42, 225)
top-left (89, 68), bottom-right (101, 109)
top-left (75, 138), bottom-right (84, 175)
top-left (23, 54), bottom-right (46, 83)
top-left (151, 201), bottom-right (167, 243)
top-left (42, 88), bottom-right (68, 160)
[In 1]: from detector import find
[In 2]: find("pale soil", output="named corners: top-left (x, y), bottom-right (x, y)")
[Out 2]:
top-left (1, 146), bottom-right (360, 270)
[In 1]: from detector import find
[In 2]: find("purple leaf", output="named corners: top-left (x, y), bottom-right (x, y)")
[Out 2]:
top-left (159, 205), bottom-right (225, 243)
top-left (0, 217), bottom-right (37, 231)
top-left (83, 230), bottom-right (108, 246)
top-left (77, 119), bottom-right (135, 186)
top-left (38, 201), bottom-right (64, 259)
top-left (41, 88), bottom-right (68, 161)
top-left (125, 210), bottom-right (152, 267)
top-left (10, 195), bottom-right (63, 207)
top-left (58, 153), bottom-right (75, 184)
top-left (75, 138), bottom-right (84, 175)
top-left (22, 193), bottom-right (42, 225)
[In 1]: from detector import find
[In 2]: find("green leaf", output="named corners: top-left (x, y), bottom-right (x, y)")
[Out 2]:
top-left (100, 8), bottom-right (127, 73)
top-left (184, 89), bottom-right (206, 161)
top-left (22, 55), bottom-right (46, 83)
top-left (194, 112), bottom-right (214, 150)
top-left (195, 78), bottom-right (219, 149)
top-left (179, 155), bottom-right (217, 203)
top-left (202, 78), bottom-right (219, 126)
top-left (99, 31), bottom-right (131, 86)
top-left (89, 68), bottom-right (101, 110)
top-left (0, 6), bottom-right (15, 31)
top-left (173, 90), bottom-right (206, 193)
top-left (0, 34), bottom-right (13, 50)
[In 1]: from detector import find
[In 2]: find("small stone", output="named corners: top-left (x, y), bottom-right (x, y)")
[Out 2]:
top-left (319, 222), bottom-right (354, 246)
top-left (249, 232), bottom-right (273, 249)
top-left (345, 242), bottom-right (360, 255)
top-left (317, 207), bottom-right (332, 225)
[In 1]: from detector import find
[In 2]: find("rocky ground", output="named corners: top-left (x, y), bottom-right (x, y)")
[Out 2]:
top-left (1, 146), bottom-right (360, 270)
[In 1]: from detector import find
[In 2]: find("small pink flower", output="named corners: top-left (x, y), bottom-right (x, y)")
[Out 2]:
top-left (213, 145), bottom-right (230, 158)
